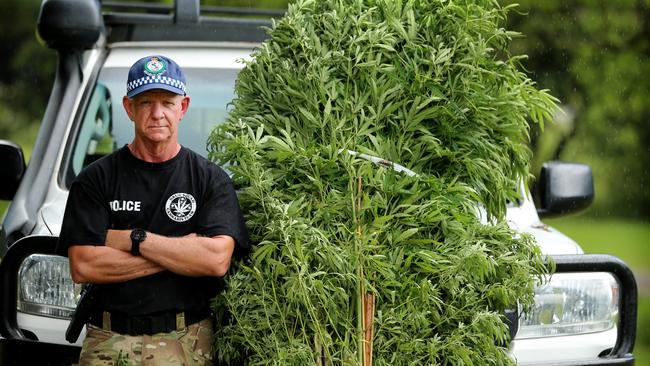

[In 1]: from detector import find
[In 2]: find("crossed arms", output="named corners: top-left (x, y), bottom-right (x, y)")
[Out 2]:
top-left (68, 230), bottom-right (235, 284)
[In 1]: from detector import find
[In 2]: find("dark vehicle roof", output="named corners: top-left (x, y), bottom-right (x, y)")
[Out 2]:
top-left (103, 1), bottom-right (282, 43)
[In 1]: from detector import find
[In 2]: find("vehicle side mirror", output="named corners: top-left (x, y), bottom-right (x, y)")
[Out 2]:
top-left (0, 140), bottom-right (26, 201)
top-left (37, 0), bottom-right (103, 50)
top-left (536, 161), bottom-right (594, 218)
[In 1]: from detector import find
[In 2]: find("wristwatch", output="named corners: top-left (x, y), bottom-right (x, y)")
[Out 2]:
top-left (130, 228), bottom-right (147, 256)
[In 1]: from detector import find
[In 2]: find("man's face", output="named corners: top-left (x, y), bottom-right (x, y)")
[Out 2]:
top-left (122, 90), bottom-right (190, 145)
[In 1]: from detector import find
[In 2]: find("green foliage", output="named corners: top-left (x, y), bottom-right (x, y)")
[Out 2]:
top-left (209, 0), bottom-right (554, 364)
top-left (0, 0), bottom-right (56, 136)
top-left (504, 0), bottom-right (650, 218)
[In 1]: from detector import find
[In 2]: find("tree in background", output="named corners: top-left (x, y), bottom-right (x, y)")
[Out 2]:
top-left (505, 0), bottom-right (650, 218)
top-left (0, 0), bottom-right (55, 137)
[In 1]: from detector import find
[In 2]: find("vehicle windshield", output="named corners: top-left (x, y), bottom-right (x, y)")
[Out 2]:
top-left (64, 66), bottom-right (238, 186)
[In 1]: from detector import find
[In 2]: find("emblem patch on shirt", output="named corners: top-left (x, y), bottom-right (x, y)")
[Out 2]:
top-left (165, 193), bottom-right (196, 222)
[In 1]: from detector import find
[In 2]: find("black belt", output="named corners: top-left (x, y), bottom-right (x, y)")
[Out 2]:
top-left (89, 308), bottom-right (210, 336)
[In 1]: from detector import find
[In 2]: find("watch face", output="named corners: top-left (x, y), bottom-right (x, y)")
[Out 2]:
top-left (131, 229), bottom-right (146, 242)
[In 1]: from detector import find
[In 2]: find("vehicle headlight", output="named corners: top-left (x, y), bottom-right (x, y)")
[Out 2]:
top-left (18, 254), bottom-right (81, 319)
top-left (517, 272), bottom-right (618, 339)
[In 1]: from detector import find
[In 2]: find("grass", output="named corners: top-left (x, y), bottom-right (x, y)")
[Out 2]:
top-left (545, 216), bottom-right (650, 271)
top-left (636, 297), bottom-right (650, 363)
top-left (545, 216), bottom-right (650, 364)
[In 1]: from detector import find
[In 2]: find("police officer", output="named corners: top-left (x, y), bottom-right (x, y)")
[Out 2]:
top-left (57, 55), bottom-right (248, 365)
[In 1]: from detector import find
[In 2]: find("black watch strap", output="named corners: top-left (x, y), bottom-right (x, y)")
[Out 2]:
top-left (130, 228), bottom-right (146, 256)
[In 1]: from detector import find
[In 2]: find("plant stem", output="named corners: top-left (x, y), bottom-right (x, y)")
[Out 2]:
top-left (355, 176), bottom-right (365, 366)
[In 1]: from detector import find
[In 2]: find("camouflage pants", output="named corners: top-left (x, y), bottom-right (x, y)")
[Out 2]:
top-left (76, 318), bottom-right (214, 366)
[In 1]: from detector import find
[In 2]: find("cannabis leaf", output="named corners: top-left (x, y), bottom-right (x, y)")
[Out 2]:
top-left (172, 198), bottom-right (191, 216)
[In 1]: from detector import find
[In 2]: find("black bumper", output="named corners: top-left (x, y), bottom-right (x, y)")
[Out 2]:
top-left (0, 338), bottom-right (80, 366)
top-left (514, 254), bottom-right (638, 366)
top-left (0, 236), bottom-right (81, 365)
top-left (552, 254), bottom-right (637, 366)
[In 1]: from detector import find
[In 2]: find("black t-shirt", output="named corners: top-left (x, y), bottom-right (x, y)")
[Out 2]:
top-left (57, 146), bottom-right (248, 315)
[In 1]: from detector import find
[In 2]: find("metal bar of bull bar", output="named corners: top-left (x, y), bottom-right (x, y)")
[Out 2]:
top-left (551, 254), bottom-right (637, 361)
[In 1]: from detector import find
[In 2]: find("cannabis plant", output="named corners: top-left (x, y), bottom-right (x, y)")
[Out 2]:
top-left (208, 0), bottom-right (556, 364)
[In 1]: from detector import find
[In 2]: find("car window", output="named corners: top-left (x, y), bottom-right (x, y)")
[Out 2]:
top-left (65, 66), bottom-right (238, 186)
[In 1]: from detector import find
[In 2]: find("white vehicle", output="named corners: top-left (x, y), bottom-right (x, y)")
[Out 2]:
top-left (0, 0), bottom-right (636, 365)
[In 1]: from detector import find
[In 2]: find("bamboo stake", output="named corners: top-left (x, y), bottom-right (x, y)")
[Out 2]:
top-left (355, 176), bottom-right (364, 366)
top-left (363, 292), bottom-right (375, 366)
top-left (355, 176), bottom-right (375, 366)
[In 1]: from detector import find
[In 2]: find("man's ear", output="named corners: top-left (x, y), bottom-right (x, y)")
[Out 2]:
top-left (180, 96), bottom-right (190, 119)
top-left (122, 96), bottom-right (135, 121)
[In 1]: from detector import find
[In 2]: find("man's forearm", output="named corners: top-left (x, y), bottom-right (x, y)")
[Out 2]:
top-left (68, 245), bottom-right (164, 284)
top-left (105, 229), bottom-right (235, 277)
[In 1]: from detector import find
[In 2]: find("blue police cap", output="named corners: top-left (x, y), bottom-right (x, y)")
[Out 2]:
top-left (126, 55), bottom-right (187, 98)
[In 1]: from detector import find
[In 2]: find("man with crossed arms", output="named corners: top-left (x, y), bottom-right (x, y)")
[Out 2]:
top-left (57, 55), bottom-right (247, 365)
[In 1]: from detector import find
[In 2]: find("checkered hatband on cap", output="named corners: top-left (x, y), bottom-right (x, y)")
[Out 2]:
top-left (127, 75), bottom-right (187, 95)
